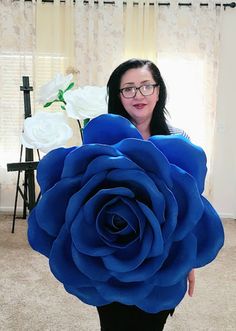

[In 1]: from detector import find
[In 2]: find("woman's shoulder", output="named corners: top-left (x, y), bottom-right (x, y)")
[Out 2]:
top-left (167, 123), bottom-right (190, 140)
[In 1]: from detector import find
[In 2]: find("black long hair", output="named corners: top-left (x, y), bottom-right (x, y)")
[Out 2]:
top-left (107, 58), bottom-right (170, 136)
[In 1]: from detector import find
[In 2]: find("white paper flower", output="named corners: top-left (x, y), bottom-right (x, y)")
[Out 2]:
top-left (64, 86), bottom-right (107, 120)
top-left (21, 112), bottom-right (73, 153)
top-left (38, 73), bottom-right (73, 105)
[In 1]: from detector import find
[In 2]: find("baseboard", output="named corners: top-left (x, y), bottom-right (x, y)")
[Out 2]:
top-left (0, 206), bottom-right (24, 216)
top-left (219, 213), bottom-right (236, 220)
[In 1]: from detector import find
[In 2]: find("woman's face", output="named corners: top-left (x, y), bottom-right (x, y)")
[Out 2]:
top-left (119, 66), bottom-right (159, 125)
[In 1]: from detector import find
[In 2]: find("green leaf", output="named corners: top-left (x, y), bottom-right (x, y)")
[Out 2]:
top-left (64, 82), bottom-right (75, 92)
top-left (61, 105), bottom-right (66, 110)
top-left (83, 118), bottom-right (90, 127)
top-left (58, 89), bottom-right (64, 102)
top-left (44, 101), bottom-right (54, 108)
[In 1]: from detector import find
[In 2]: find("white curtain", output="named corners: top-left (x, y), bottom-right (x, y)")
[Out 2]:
top-left (35, 0), bottom-right (75, 88)
top-left (0, 0), bottom-right (36, 210)
top-left (123, 0), bottom-right (157, 62)
top-left (74, 0), bottom-right (124, 86)
top-left (0, 0), bottom-right (222, 211)
top-left (155, 0), bottom-right (222, 197)
top-left (34, 0), bottom-right (80, 147)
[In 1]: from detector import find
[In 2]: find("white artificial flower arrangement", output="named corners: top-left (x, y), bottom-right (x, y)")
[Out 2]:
top-left (21, 73), bottom-right (108, 154)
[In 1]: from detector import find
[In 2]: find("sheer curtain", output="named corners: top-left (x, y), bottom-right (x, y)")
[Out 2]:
top-left (74, 0), bottom-right (124, 86)
top-left (0, 0), bottom-right (36, 211)
top-left (123, 0), bottom-right (157, 62)
top-left (74, 0), bottom-right (160, 83)
top-left (35, 0), bottom-right (80, 146)
top-left (35, 0), bottom-right (75, 99)
top-left (154, 0), bottom-right (222, 197)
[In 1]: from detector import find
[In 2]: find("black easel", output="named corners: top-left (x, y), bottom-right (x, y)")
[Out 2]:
top-left (7, 76), bottom-right (39, 233)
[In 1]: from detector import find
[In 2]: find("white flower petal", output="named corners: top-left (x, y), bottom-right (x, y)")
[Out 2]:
top-left (38, 73), bottom-right (73, 104)
top-left (64, 86), bottom-right (108, 120)
top-left (21, 111), bottom-right (73, 153)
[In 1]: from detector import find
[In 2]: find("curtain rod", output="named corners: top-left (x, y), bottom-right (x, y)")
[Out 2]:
top-left (26, 0), bottom-right (236, 9)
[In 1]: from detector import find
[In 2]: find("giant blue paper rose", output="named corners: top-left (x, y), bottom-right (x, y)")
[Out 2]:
top-left (28, 114), bottom-right (224, 313)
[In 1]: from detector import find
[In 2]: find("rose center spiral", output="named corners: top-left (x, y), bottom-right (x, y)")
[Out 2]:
top-left (112, 215), bottom-right (127, 232)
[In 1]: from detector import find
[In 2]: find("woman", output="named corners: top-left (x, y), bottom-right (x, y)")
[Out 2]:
top-left (97, 59), bottom-right (195, 331)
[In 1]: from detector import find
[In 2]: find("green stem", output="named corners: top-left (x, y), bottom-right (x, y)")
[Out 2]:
top-left (53, 99), bottom-right (66, 104)
top-left (77, 120), bottom-right (84, 143)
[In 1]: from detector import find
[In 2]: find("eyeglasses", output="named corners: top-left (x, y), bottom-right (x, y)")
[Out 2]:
top-left (119, 84), bottom-right (158, 99)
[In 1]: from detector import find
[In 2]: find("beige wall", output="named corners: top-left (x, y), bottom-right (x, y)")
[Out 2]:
top-left (211, 9), bottom-right (236, 219)
top-left (1, 9), bottom-right (236, 219)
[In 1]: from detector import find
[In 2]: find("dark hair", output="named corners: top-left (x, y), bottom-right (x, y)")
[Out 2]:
top-left (107, 58), bottom-right (170, 136)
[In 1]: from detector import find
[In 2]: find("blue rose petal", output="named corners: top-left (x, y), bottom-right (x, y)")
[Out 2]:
top-left (106, 169), bottom-right (166, 225)
top-left (96, 278), bottom-right (154, 305)
top-left (193, 197), bottom-right (224, 267)
top-left (83, 114), bottom-right (143, 145)
top-left (71, 245), bottom-right (111, 282)
top-left (36, 177), bottom-right (81, 236)
top-left (136, 201), bottom-right (164, 257)
top-left (119, 198), bottom-right (147, 239)
top-left (149, 175), bottom-right (178, 242)
top-left (149, 135), bottom-right (207, 193)
top-left (137, 279), bottom-right (187, 313)
top-left (37, 146), bottom-right (76, 194)
top-left (170, 165), bottom-right (204, 241)
top-left (150, 233), bottom-right (197, 286)
top-left (115, 138), bottom-right (173, 188)
top-left (83, 187), bottom-right (135, 225)
top-left (65, 171), bottom-right (108, 228)
top-left (96, 198), bottom-right (140, 248)
top-left (64, 284), bottom-right (109, 306)
top-left (49, 226), bottom-right (91, 287)
top-left (111, 243), bottom-right (171, 282)
top-left (28, 209), bottom-right (55, 258)
top-left (71, 210), bottom-right (116, 257)
top-left (102, 226), bottom-right (153, 272)
top-left (81, 154), bottom-right (141, 185)
top-left (61, 144), bottom-right (121, 179)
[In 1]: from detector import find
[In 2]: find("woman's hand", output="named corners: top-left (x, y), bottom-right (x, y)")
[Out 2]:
top-left (188, 269), bottom-right (195, 297)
